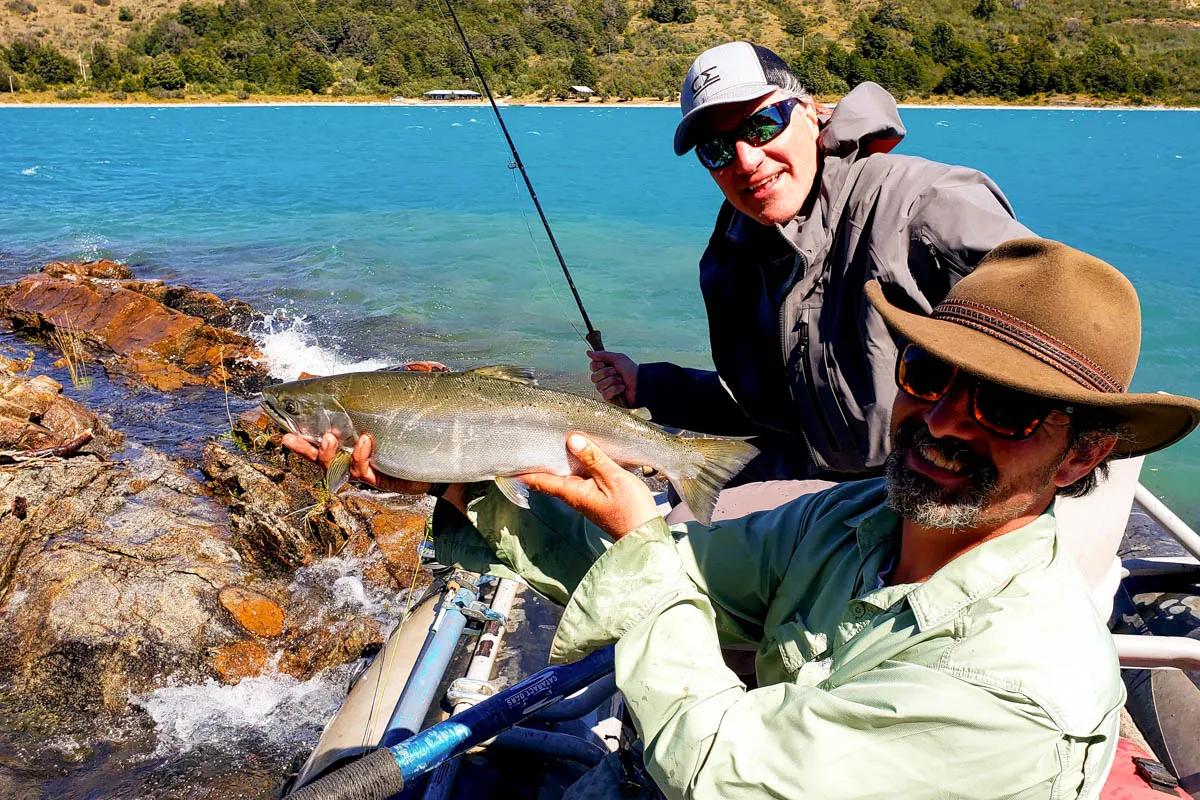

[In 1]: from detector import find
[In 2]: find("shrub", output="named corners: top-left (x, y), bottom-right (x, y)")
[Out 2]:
top-left (4, 0), bottom-right (36, 15)
top-left (30, 44), bottom-right (77, 84)
top-left (117, 5), bottom-right (132, 21)
top-left (56, 85), bottom-right (87, 99)
top-left (146, 54), bottom-right (185, 89)
top-left (0, 65), bottom-right (18, 92)
top-left (118, 74), bottom-right (141, 92)
top-left (294, 50), bottom-right (334, 93)
top-left (646, 0), bottom-right (695, 24)
top-left (110, 89), bottom-right (126, 100)
top-left (71, 3), bottom-right (87, 13)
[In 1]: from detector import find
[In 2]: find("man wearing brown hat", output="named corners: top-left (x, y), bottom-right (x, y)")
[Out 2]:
top-left (587, 40), bottom-right (1035, 487)
top-left (311, 238), bottom-right (1196, 799)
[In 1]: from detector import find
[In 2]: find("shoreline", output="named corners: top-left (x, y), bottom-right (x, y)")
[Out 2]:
top-left (4, 99), bottom-right (1200, 111)
top-left (2, 94), bottom-right (1199, 112)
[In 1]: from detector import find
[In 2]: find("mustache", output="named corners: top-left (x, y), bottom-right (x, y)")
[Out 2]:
top-left (893, 419), bottom-right (997, 482)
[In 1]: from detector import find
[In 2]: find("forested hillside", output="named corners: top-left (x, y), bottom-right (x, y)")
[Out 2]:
top-left (2, 0), bottom-right (1198, 103)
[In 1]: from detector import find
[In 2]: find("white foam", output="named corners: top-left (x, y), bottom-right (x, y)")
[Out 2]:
top-left (251, 313), bottom-right (389, 381)
top-left (289, 555), bottom-right (414, 624)
top-left (21, 165), bottom-right (39, 175)
top-left (133, 666), bottom-right (355, 754)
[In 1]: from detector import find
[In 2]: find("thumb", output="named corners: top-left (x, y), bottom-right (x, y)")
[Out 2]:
top-left (567, 433), bottom-right (616, 478)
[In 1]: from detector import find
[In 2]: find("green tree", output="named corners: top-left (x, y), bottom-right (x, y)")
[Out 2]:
top-left (30, 45), bottom-right (77, 84)
top-left (180, 50), bottom-right (230, 85)
top-left (375, 54), bottom-right (407, 88)
top-left (294, 50), bottom-right (334, 93)
top-left (118, 6), bottom-right (132, 22)
top-left (146, 54), bottom-right (185, 89)
top-left (89, 43), bottom-right (123, 89)
top-left (972, 0), bottom-right (998, 21)
top-left (646, 0), bottom-right (695, 25)
top-left (927, 22), bottom-right (965, 65)
top-left (569, 49), bottom-right (597, 86)
top-left (4, 40), bottom-right (36, 73)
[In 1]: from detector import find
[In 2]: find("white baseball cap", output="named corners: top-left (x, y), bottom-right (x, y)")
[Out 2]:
top-left (674, 41), bottom-right (794, 156)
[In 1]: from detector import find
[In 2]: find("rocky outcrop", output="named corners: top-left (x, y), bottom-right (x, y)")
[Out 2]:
top-left (0, 446), bottom-right (248, 715)
top-left (42, 259), bottom-right (133, 280)
top-left (2, 270), bottom-right (268, 393)
top-left (0, 373), bottom-right (122, 457)
top-left (0, 262), bottom-right (436, 732)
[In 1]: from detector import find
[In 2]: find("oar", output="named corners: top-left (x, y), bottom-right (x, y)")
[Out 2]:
top-left (284, 645), bottom-right (616, 800)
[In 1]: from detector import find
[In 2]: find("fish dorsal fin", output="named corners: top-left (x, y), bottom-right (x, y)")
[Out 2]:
top-left (628, 407), bottom-right (652, 421)
top-left (465, 365), bottom-right (538, 386)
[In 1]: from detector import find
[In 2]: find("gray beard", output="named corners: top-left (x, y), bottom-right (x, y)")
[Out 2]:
top-left (884, 424), bottom-right (999, 530)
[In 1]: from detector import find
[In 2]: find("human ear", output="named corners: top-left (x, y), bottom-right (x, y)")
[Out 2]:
top-left (1053, 435), bottom-right (1118, 489)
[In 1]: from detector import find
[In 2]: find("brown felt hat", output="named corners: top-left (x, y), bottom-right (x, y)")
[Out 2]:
top-left (866, 238), bottom-right (1200, 457)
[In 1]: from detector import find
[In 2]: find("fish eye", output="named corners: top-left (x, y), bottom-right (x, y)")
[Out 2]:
top-left (283, 400), bottom-right (298, 414)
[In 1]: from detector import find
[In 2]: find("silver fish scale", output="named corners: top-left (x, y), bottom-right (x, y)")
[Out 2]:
top-left (290, 371), bottom-right (700, 484)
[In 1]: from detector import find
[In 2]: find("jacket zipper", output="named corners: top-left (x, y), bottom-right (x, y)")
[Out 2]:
top-left (798, 317), bottom-right (840, 457)
top-left (777, 253), bottom-right (823, 468)
top-left (922, 236), bottom-right (971, 278)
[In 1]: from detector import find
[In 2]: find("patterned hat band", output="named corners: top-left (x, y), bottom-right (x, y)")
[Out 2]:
top-left (931, 299), bottom-right (1126, 394)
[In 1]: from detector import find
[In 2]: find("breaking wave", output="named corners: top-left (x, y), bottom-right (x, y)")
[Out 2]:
top-left (250, 312), bottom-right (390, 381)
top-left (132, 666), bottom-right (356, 755)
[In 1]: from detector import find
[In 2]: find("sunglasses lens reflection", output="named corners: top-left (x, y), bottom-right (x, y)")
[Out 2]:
top-left (899, 346), bottom-right (955, 401)
top-left (973, 382), bottom-right (1052, 439)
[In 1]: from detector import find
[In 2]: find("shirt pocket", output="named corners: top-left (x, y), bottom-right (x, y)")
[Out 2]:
top-left (771, 616), bottom-right (831, 684)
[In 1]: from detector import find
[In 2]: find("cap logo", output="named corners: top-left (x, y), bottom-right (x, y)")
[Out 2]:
top-left (691, 67), bottom-right (720, 95)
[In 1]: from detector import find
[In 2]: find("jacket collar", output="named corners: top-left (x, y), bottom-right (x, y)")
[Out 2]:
top-left (845, 499), bottom-right (1059, 630)
top-left (718, 81), bottom-right (906, 264)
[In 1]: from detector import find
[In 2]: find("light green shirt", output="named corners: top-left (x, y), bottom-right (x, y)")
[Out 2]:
top-left (434, 478), bottom-right (1124, 799)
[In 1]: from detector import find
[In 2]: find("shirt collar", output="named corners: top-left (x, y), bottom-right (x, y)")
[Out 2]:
top-left (844, 500), bottom-right (1059, 630)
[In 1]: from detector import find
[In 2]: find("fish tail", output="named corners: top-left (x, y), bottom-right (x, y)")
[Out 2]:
top-left (669, 438), bottom-right (759, 526)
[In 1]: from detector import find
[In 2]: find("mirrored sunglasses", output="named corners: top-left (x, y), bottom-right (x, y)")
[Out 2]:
top-left (695, 97), bottom-right (802, 171)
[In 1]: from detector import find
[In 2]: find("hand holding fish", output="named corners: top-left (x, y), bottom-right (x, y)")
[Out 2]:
top-left (588, 350), bottom-right (638, 406)
top-left (282, 431), bottom-right (436, 495)
top-left (518, 433), bottom-right (659, 540)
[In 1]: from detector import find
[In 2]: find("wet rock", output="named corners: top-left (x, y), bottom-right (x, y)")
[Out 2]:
top-left (0, 374), bottom-right (122, 456)
top-left (339, 496), bottom-right (429, 584)
top-left (280, 615), bottom-right (383, 679)
top-left (0, 351), bottom-right (30, 376)
top-left (0, 447), bottom-right (249, 718)
top-left (2, 273), bottom-right (268, 394)
top-left (219, 586), bottom-right (286, 637)
top-left (42, 259), bottom-right (133, 280)
top-left (200, 441), bottom-right (347, 571)
top-left (211, 640), bottom-right (271, 683)
top-left (122, 280), bottom-right (257, 332)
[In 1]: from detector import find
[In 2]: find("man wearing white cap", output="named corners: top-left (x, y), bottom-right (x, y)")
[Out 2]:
top-left (589, 41), bottom-right (1034, 486)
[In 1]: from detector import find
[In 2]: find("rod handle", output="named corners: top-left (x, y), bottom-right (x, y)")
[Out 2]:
top-left (585, 330), bottom-right (629, 409)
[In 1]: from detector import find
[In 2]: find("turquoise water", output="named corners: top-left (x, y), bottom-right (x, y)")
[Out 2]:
top-left (1, 104), bottom-right (1197, 523)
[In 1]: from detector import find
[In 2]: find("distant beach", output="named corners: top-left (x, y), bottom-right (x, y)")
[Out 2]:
top-left (2, 94), bottom-right (1199, 112)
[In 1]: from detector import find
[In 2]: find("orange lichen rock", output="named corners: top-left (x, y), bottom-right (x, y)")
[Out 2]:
top-left (218, 586), bottom-right (286, 638)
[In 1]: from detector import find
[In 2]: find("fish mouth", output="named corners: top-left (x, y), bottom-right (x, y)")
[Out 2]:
top-left (259, 395), bottom-right (299, 436)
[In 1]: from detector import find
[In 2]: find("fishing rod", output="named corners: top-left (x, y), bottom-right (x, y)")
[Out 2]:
top-left (439, 0), bottom-right (610, 357)
top-left (284, 645), bottom-right (616, 800)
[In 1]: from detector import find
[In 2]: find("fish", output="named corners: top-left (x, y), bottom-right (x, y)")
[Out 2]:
top-left (260, 365), bottom-right (759, 526)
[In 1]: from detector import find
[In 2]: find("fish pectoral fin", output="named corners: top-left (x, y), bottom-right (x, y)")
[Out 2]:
top-left (465, 365), bottom-right (538, 386)
top-left (628, 407), bottom-right (653, 421)
top-left (325, 451), bottom-right (352, 495)
top-left (494, 476), bottom-right (531, 509)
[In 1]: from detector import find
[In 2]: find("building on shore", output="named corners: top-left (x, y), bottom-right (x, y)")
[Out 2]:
top-left (423, 89), bottom-right (482, 101)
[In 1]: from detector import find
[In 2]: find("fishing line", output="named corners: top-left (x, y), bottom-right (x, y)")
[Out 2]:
top-left (436, 0), bottom-right (610, 355)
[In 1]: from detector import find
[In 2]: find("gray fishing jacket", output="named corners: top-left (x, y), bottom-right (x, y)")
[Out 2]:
top-left (637, 82), bottom-right (1034, 476)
